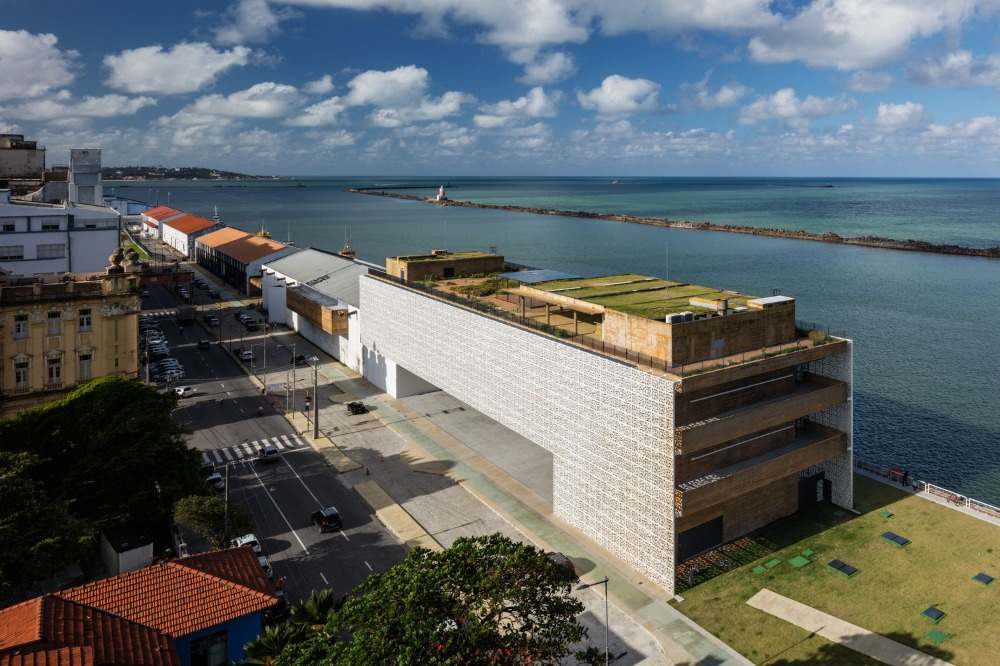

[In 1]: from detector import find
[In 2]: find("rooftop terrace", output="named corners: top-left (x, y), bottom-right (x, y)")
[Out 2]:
top-left (524, 273), bottom-right (757, 320)
top-left (391, 250), bottom-right (497, 262)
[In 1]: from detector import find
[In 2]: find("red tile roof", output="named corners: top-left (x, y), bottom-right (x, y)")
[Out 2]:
top-left (162, 213), bottom-right (218, 235)
top-left (57, 547), bottom-right (277, 638)
top-left (143, 206), bottom-right (181, 221)
top-left (196, 228), bottom-right (293, 264)
top-left (0, 596), bottom-right (178, 666)
top-left (196, 227), bottom-right (251, 249)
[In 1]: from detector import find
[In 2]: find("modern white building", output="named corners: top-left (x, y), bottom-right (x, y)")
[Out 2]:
top-left (161, 213), bottom-right (222, 258)
top-left (0, 189), bottom-right (120, 274)
top-left (357, 264), bottom-right (853, 595)
top-left (261, 248), bottom-right (370, 372)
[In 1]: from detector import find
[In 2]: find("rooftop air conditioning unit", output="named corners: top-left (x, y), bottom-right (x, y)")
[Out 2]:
top-left (666, 311), bottom-right (694, 324)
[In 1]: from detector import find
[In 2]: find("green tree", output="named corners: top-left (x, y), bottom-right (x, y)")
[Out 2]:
top-left (243, 622), bottom-right (310, 665)
top-left (289, 589), bottom-right (339, 629)
top-left (275, 534), bottom-right (590, 665)
top-left (174, 495), bottom-right (253, 549)
top-left (0, 451), bottom-right (90, 602)
top-left (0, 377), bottom-right (204, 528)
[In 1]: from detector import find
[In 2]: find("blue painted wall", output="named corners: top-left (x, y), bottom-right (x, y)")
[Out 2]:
top-left (172, 612), bottom-right (263, 666)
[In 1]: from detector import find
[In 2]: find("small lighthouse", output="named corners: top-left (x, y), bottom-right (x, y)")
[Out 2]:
top-left (435, 185), bottom-right (447, 202)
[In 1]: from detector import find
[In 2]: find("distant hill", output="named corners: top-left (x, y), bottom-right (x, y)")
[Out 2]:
top-left (102, 166), bottom-right (272, 180)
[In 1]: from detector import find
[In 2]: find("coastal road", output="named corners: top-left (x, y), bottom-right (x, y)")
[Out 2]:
top-left (143, 283), bottom-right (405, 601)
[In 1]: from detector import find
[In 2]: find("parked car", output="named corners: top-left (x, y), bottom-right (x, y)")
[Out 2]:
top-left (258, 445), bottom-right (280, 463)
top-left (206, 472), bottom-right (224, 491)
top-left (204, 315), bottom-right (220, 326)
top-left (545, 552), bottom-right (579, 582)
top-left (244, 321), bottom-right (260, 331)
top-left (197, 339), bottom-right (211, 350)
top-left (209, 290), bottom-right (221, 299)
top-left (294, 354), bottom-right (307, 366)
top-left (311, 506), bottom-right (343, 532)
top-left (175, 385), bottom-right (196, 397)
top-left (346, 401), bottom-right (369, 416)
top-left (239, 349), bottom-right (253, 362)
top-left (257, 554), bottom-right (274, 579)
top-left (141, 289), bottom-right (150, 298)
top-left (231, 533), bottom-right (262, 554)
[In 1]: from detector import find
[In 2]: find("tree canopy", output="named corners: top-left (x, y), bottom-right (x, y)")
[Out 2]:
top-left (271, 534), bottom-right (592, 665)
top-left (174, 494), bottom-right (253, 549)
top-left (0, 377), bottom-right (205, 598)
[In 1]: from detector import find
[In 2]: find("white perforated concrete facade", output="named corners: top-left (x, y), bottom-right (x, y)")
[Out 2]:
top-left (360, 275), bottom-right (678, 591)
top-left (801, 340), bottom-right (854, 508)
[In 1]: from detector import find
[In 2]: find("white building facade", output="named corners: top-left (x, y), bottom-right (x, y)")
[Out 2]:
top-left (161, 214), bottom-right (222, 258)
top-left (262, 249), bottom-right (369, 373)
top-left (359, 274), bottom-right (679, 591)
top-left (0, 190), bottom-right (120, 274)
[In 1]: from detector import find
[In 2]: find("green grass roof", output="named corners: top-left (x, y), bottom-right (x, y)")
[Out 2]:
top-left (530, 273), bottom-right (755, 319)
top-left (393, 250), bottom-right (498, 262)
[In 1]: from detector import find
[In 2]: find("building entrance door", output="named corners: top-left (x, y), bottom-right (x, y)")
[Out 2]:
top-left (677, 516), bottom-right (723, 562)
top-left (799, 471), bottom-right (829, 508)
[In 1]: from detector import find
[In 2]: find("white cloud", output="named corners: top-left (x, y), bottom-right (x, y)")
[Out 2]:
top-left (907, 50), bottom-right (1000, 89)
top-left (303, 74), bottom-right (334, 95)
top-left (320, 129), bottom-right (356, 147)
top-left (577, 75), bottom-right (659, 115)
top-left (104, 42), bottom-right (251, 94)
top-left (748, 0), bottom-right (983, 70)
top-left (924, 115), bottom-right (1000, 139)
top-left (368, 91), bottom-right (473, 127)
top-left (345, 65), bottom-right (428, 107)
top-left (214, 0), bottom-right (298, 45)
top-left (739, 88), bottom-right (856, 127)
top-left (189, 82), bottom-right (301, 118)
top-left (875, 101), bottom-right (928, 132)
top-left (569, 118), bottom-right (733, 162)
top-left (1, 93), bottom-right (156, 122)
top-left (519, 51), bottom-right (575, 84)
top-left (475, 87), bottom-right (560, 127)
top-left (286, 96), bottom-right (346, 126)
top-left (678, 74), bottom-right (748, 111)
top-left (847, 71), bottom-right (894, 92)
top-left (0, 30), bottom-right (77, 101)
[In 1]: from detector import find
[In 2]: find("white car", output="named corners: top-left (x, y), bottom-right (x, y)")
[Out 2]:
top-left (258, 554), bottom-right (274, 579)
top-left (239, 349), bottom-right (253, 362)
top-left (231, 533), bottom-right (261, 554)
top-left (206, 472), bottom-right (224, 490)
top-left (175, 386), bottom-right (196, 398)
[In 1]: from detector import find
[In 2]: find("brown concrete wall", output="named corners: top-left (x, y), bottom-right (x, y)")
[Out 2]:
top-left (676, 373), bottom-right (848, 455)
top-left (387, 255), bottom-right (505, 281)
top-left (676, 475), bottom-right (799, 547)
top-left (675, 368), bottom-right (796, 427)
top-left (675, 424), bottom-right (796, 484)
top-left (602, 302), bottom-right (796, 366)
top-left (287, 288), bottom-right (348, 336)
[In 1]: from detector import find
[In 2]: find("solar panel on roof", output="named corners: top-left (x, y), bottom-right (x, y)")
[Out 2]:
top-left (881, 531), bottom-right (911, 546)
top-left (973, 572), bottom-right (994, 585)
top-left (922, 607), bottom-right (945, 623)
top-left (497, 269), bottom-right (580, 284)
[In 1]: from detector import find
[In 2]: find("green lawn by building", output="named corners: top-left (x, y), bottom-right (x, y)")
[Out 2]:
top-left (672, 475), bottom-right (1000, 665)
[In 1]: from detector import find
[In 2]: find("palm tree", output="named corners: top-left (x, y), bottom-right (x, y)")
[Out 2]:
top-left (243, 622), bottom-right (308, 665)
top-left (289, 588), bottom-right (338, 629)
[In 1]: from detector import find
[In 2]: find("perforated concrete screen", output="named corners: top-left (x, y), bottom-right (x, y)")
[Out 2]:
top-left (361, 276), bottom-right (678, 591)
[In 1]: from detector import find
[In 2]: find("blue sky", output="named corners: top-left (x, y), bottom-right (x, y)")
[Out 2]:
top-left (4, 0), bottom-right (1000, 176)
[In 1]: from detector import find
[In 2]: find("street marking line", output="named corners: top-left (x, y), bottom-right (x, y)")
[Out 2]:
top-left (320, 572), bottom-right (329, 585)
top-left (280, 434), bottom-right (294, 448)
top-left (340, 530), bottom-right (350, 542)
top-left (211, 449), bottom-right (223, 464)
top-left (242, 443), bottom-right (255, 455)
top-left (233, 446), bottom-right (244, 459)
top-left (222, 447), bottom-right (234, 461)
top-left (273, 438), bottom-right (285, 450)
top-left (201, 451), bottom-right (211, 465)
top-left (279, 454), bottom-right (324, 508)
top-left (364, 561), bottom-right (373, 572)
top-left (249, 463), bottom-right (310, 555)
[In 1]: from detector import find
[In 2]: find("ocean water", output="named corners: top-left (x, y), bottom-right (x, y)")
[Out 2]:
top-left (377, 177), bottom-right (1000, 248)
top-left (112, 179), bottom-right (1000, 504)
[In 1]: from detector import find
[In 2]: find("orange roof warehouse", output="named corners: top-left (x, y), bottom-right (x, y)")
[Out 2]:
top-left (195, 227), bottom-right (299, 294)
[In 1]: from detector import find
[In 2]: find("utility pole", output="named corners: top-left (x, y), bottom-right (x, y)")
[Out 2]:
top-left (312, 360), bottom-right (319, 439)
top-left (223, 462), bottom-right (230, 546)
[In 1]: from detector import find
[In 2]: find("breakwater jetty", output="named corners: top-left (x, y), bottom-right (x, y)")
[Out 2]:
top-left (348, 188), bottom-right (1000, 259)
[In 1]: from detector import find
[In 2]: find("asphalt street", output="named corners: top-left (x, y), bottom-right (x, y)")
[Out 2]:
top-left (141, 281), bottom-right (405, 602)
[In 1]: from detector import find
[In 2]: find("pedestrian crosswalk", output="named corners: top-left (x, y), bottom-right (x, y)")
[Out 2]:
top-left (201, 433), bottom-right (308, 465)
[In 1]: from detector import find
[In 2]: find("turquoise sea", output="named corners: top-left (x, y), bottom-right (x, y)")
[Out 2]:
top-left (111, 178), bottom-right (1000, 504)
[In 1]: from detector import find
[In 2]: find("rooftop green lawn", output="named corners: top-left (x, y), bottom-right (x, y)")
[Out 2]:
top-left (672, 475), bottom-right (1000, 665)
top-left (533, 273), bottom-right (652, 291)
top-left (395, 250), bottom-right (496, 262)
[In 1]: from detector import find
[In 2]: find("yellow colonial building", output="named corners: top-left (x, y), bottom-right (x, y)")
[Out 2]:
top-left (0, 256), bottom-right (140, 417)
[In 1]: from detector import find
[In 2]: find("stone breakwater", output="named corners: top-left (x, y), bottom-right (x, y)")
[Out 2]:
top-left (348, 188), bottom-right (1000, 260)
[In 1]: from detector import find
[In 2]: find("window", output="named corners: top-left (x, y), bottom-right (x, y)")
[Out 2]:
top-left (47, 311), bottom-right (61, 336)
top-left (14, 359), bottom-right (29, 390)
top-left (46, 357), bottom-right (61, 386)
top-left (2, 223), bottom-right (14, 232)
top-left (189, 630), bottom-right (228, 666)
top-left (41, 222), bottom-right (59, 231)
top-left (84, 223), bottom-right (97, 229)
top-left (78, 353), bottom-right (92, 381)
top-left (0, 245), bottom-right (24, 261)
top-left (78, 308), bottom-right (92, 332)
top-left (14, 314), bottom-right (28, 339)
top-left (37, 243), bottom-right (65, 259)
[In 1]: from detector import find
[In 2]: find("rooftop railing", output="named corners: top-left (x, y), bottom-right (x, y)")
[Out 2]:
top-left (370, 272), bottom-right (841, 377)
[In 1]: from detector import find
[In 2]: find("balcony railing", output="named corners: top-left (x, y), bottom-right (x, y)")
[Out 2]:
top-left (674, 422), bottom-right (847, 517)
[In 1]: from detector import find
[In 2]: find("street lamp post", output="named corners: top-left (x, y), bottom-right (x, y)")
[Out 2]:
top-left (309, 356), bottom-right (319, 439)
top-left (577, 577), bottom-right (610, 665)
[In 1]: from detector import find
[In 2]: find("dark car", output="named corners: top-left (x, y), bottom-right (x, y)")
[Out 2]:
top-left (545, 552), bottom-right (578, 582)
top-left (197, 339), bottom-right (211, 350)
top-left (311, 506), bottom-right (343, 532)
top-left (209, 290), bottom-right (221, 299)
top-left (346, 401), bottom-right (369, 416)
top-left (204, 315), bottom-right (220, 326)
top-left (294, 354), bottom-right (307, 366)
